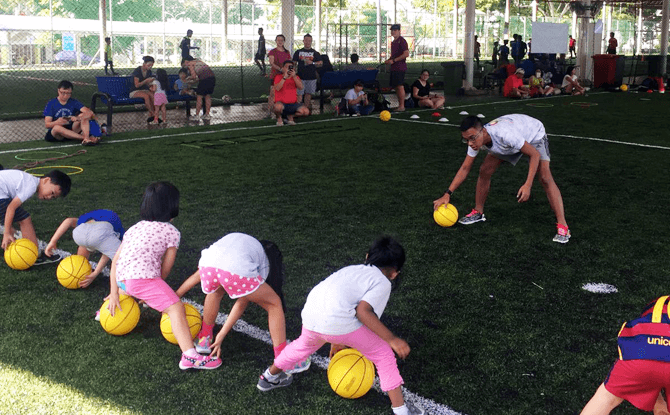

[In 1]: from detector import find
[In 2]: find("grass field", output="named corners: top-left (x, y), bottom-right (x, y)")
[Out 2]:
top-left (0, 90), bottom-right (669, 415)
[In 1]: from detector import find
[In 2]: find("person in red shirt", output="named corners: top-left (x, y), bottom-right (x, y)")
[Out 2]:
top-left (503, 68), bottom-right (529, 98)
top-left (273, 60), bottom-right (309, 126)
top-left (569, 35), bottom-right (576, 58)
top-left (607, 32), bottom-right (618, 54)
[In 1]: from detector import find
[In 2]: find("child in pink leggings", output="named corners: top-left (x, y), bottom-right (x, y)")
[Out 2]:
top-left (257, 236), bottom-right (425, 415)
top-left (107, 182), bottom-right (220, 370)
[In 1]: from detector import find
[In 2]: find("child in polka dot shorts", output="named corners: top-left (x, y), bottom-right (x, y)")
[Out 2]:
top-left (107, 182), bottom-right (221, 370)
top-left (176, 232), bottom-right (310, 373)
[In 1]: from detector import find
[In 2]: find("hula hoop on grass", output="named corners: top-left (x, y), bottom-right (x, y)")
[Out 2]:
top-left (14, 151), bottom-right (69, 161)
top-left (24, 165), bottom-right (83, 177)
top-left (570, 102), bottom-right (598, 107)
top-left (526, 103), bottom-right (554, 108)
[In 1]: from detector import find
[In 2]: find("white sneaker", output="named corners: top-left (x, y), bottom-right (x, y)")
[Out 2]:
top-left (189, 115), bottom-right (200, 121)
top-left (201, 114), bottom-right (211, 120)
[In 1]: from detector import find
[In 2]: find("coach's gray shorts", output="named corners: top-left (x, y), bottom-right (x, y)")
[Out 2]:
top-left (491, 135), bottom-right (551, 166)
top-left (72, 221), bottom-right (121, 259)
top-left (297, 79), bottom-right (317, 96)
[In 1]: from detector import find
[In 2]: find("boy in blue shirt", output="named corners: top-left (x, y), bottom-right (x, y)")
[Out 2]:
top-left (45, 209), bottom-right (124, 287)
top-left (43, 80), bottom-right (101, 146)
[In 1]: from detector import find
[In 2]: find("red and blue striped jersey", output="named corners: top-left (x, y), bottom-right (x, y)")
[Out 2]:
top-left (617, 296), bottom-right (670, 362)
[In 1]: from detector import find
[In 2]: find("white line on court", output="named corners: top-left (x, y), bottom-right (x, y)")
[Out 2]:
top-left (390, 117), bottom-right (670, 151)
top-left (443, 91), bottom-right (608, 110)
top-left (8, 231), bottom-right (462, 415)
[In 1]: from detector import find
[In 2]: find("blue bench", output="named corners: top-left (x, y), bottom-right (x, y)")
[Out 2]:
top-left (319, 69), bottom-right (379, 110)
top-left (90, 75), bottom-right (194, 133)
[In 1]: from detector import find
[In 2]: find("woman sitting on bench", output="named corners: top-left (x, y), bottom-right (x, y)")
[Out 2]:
top-left (130, 56), bottom-right (157, 122)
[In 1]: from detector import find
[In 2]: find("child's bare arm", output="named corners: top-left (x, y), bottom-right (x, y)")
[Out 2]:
top-left (45, 217), bottom-right (78, 256)
top-left (355, 300), bottom-right (410, 359)
top-left (175, 269), bottom-right (201, 298)
top-left (2, 197), bottom-right (22, 249)
top-left (160, 246), bottom-right (177, 280)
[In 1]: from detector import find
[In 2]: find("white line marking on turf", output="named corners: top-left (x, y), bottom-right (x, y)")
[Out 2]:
top-left (582, 283), bottom-right (618, 294)
top-left (11, 230), bottom-right (463, 415)
top-left (390, 118), bottom-right (670, 151)
top-left (444, 91), bottom-right (609, 110)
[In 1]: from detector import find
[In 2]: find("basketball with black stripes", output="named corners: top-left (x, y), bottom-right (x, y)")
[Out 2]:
top-left (56, 255), bottom-right (92, 289)
top-left (4, 238), bottom-right (38, 270)
top-left (327, 348), bottom-right (375, 399)
top-left (160, 302), bottom-right (202, 344)
top-left (433, 203), bottom-right (458, 227)
top-left (99, 294), bottom-right (141, 336)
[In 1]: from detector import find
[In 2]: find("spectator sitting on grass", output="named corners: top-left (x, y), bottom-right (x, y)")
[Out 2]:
top-left (344, 79), bottom-right (375, 116)
top-left (561, 65), bottom-right (585, 96)
top-left (411, 69), bottom-right (445, 109)
top-left (43, 80), bottom-right (101, 146)
top-left (344, 54), bottom-right (366, 71)
top-left (273, 60), bottom-right (309, 126)
top-left (504, 68), bottom-right (530, 99)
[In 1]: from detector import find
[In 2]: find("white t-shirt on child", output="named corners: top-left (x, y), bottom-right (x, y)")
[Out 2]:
top-left (561, 74), bottom-right (578, 88)
top-left (344, 88), bottom-right (364, 102)
top-left (151, 79), bottom-right (166, 95)
top-left (0, 170), bottom-right (39, 202)
top-left (198, 233), bottom-right (269, 280)
top-left (467, 114), bottom-right (546, 158)
top-left (301, 264), bottom-right (392, 336)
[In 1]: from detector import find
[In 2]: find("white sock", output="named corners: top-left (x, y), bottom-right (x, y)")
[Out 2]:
top-left (263, 368), bottom-right (279, 380)
top-left (392, 404), bottom-right (408, 415)
top-left (183, 348), bottom-right (199, 358)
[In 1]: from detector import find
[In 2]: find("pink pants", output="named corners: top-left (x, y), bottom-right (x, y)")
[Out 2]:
top-left (274, 325), bottom-right (404, 392)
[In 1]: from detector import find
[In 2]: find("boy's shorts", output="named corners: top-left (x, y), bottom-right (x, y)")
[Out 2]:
top-left (281, 103), bottom-right (303, 117)
top-left (390, 71), bottom-right (406, 87)
top-left (490, 135), bottom-right (551, 166)
top-left (297, 79), bottom-right (317, 96)
top-left (604, 359), bottom-right (670, 411)
top-left (0, 198), bottom-right (30, 222)
top-left (72, 221), bottom-right (121, 259)
top-left (121, 278), bottom-right (180, 313)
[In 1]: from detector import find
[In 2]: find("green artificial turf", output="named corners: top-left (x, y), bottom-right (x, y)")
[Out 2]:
top-left (0, 90), bottom-right (669, 414)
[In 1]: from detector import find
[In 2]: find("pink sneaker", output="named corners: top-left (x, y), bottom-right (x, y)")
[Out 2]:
top-left (179, 352), bottom-right (222, 370)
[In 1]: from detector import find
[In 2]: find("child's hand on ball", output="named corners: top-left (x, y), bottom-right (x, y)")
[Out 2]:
top-left (79, 272), bottom-right (97, 288)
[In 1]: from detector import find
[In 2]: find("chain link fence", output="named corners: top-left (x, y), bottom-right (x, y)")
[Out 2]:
top-left (0, 0), bottom-right (664, 143)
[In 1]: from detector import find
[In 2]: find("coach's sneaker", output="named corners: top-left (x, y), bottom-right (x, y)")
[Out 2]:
top-left (179, 352), bottom-right (221, 370)
top-left (458, 209), bottom-right (486, 225)
top-left (286, 356), bottom-right (311, 375)
top-left (257, 370), bottom-right (293, 391)
top-left (553, 223), bottom-right (571, 244)
top-left (194, 335), bottom-right (212, 354)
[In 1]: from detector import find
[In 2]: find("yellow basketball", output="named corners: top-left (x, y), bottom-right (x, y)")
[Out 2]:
top-left (99, 295), bottom-right (141, 336)
top-left (433, 203), bottom-right (459, 227)
top-left (56, 255), bottom-right (92, 289)
top-left (380, 110), bottom-right (391, 122)
top-left (327, 348), bottom-right (375, 399)
top-left (160, 303), bottom-right (202, 345)
top-left (620, 84), bottom-right (628, 92)
top-left (4, 238), bottom-right (38, 270)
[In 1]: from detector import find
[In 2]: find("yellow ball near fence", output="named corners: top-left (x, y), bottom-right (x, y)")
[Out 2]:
top-left (433, 203), bottom-right (459, 227)
top-left (327, 348), bottom-right (375, 399)
top-left (160, 303), bottom-right (202, 345)
top-left (380, 110), bottom-right (391, 122)
top-left (99, 295), bottom-right (141, 336)
top-left (620, 84), bottom-right (628, 92)
top-left (4, 238), bottom-right (38, 270)
top-left (56, 255), bottom-right (92, 289)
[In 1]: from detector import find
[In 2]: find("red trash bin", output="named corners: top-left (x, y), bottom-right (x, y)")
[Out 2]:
top-left (592, 54), bottom-right (623, 88)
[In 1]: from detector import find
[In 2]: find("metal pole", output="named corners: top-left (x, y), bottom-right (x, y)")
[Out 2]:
top-left (504, 0), bottom-right (510, 40)
top-left (464, 0), bottom-right (476, 85)
top-left (661, 0), bottom-right (669, 74)
top-left (222, 0), bottom-right (228, 64)
top-left (100, 0), bottom-right (107, 69)
top-left (162, 0), bottom-right (166, 65)
top-left (315, 0), bottom-right (322, 51)
top-left (433, 0), bottom-right (437, 57)
top-left (452, 0), bottom-right (458, 58)
top-left (636, 5), bottom-right (642, 56)
top-left (377, 0), bottom-right (382, 62)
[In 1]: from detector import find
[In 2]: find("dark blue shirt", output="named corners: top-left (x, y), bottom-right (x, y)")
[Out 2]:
top-left (43, 98), bottom-right (84, 123)
top-left (77, 209), bottom-right (125, 239)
